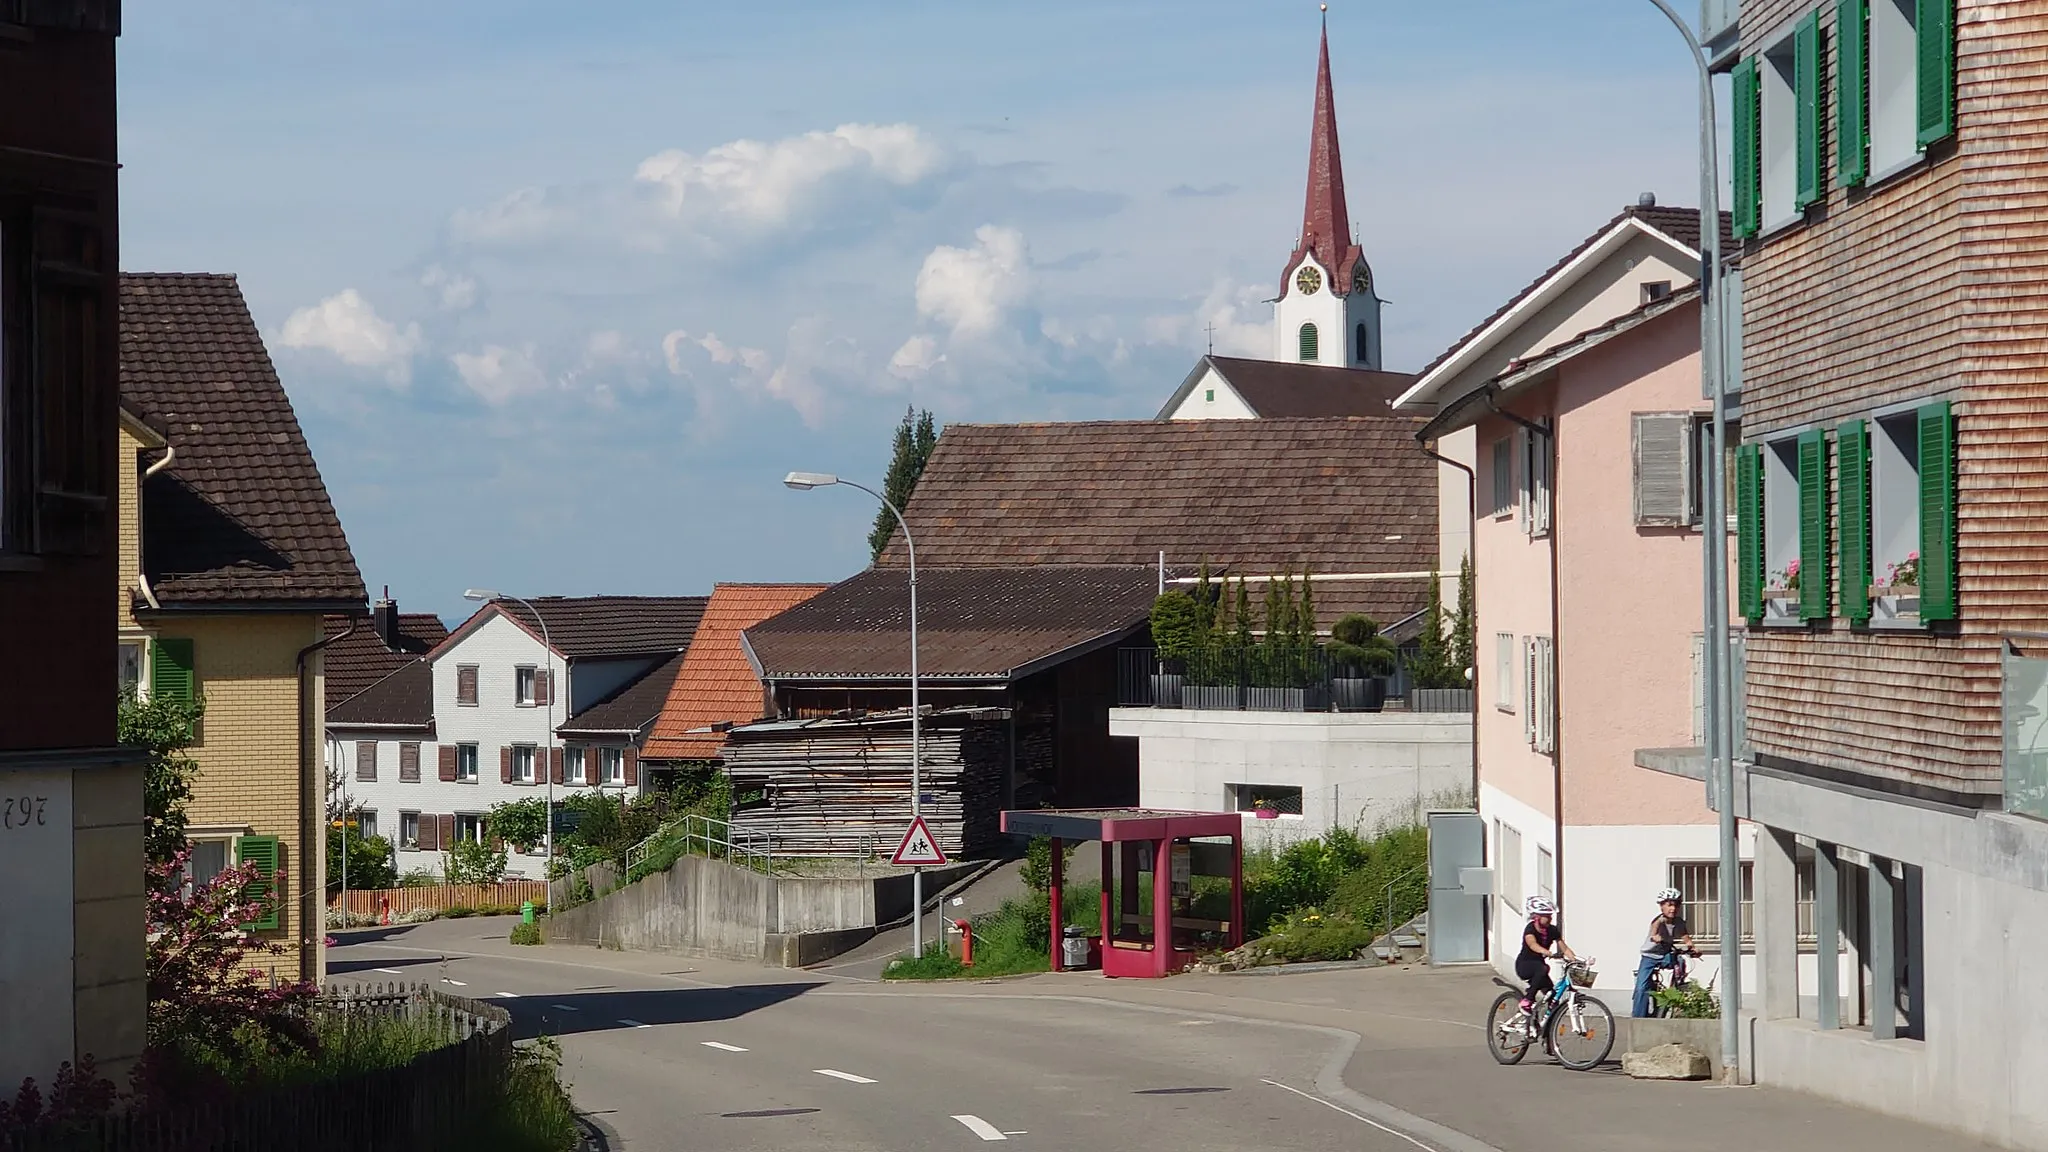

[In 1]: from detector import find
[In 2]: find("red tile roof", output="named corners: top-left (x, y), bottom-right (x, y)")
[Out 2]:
top-left (642, 583), bottom-right (828, 761)
top-left (323, 612), bottom-right (449, 711)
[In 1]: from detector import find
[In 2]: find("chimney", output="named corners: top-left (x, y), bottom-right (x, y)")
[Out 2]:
top-left (373, 585), bottom-right (400, 651)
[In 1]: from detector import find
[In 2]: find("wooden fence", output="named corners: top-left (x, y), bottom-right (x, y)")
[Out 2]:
top-left (330, 880), bottom-right (549, 918)
top-left (3, 984), bottom-right (513, 1152)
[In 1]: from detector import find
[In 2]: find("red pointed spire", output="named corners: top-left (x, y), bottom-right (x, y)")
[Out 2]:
top-left (1283, 12), bottom-right (1366, 298)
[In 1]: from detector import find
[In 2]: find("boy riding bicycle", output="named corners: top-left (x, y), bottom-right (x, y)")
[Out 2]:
top-left (1631, 887), bottom-right (1698, 1017)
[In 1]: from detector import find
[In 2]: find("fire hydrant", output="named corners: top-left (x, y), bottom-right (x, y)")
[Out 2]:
top-left (950, 918), bottom-right (974, 967)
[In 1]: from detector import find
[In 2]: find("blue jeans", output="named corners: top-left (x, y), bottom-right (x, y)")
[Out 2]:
top-left (1633, 953), bottom-right (1678, 1017)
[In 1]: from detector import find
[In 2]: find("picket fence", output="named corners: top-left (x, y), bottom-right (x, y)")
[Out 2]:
top-left (330, 881), bottom-right (549, 918)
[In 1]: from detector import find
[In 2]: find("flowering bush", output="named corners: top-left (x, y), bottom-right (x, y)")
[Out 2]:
top-left (0, 1055), bottom-right (117, 1135)
top-left (145, 849), bottom-right (318, 1060)
top-left (1769, 560), bottom-right (1801, 594)
top-left (1885, 552), bottom-right (1920, 589)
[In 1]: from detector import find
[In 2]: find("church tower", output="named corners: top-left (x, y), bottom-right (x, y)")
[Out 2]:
top-left (1273, 13), bottom-right (1383, 369)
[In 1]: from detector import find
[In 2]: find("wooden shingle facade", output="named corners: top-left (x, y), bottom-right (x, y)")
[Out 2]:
top-left (1732, 0), bottom-right (2048, 804)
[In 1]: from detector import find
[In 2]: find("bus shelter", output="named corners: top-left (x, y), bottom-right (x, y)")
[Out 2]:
top-left (1000, 808), bottom-right (1244, 978)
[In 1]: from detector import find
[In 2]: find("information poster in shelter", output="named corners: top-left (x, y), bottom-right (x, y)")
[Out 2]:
top-left (1171, 842), bottom-right (1192, 898)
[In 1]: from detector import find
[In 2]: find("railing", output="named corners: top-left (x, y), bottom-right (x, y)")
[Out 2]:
top-left (4, 985), bottom-right (512, 1152)
top-left (1117, 647), bottom-right (1472, 714)
top-left (624, 812), bottom-right (777, 876)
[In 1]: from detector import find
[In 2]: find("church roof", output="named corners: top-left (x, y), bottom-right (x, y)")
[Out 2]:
top-left (1281, 20), bottom-right (1368, 299)
top-left (1155, 356), bottom-right (1417, 419)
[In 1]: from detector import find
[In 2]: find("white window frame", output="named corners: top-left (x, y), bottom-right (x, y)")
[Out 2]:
top-left (1762, 435), bottom-right (1803, 620)
top-left (1529, 636), bottom-right (1555, 755)
top-left (1496, 821), bottom-right (1524, 924)
top-left (1632, 412), bottom-right (1697, 528)
top-left (1869, 407), bottom-right (1923, 626)
top-left (118, 640), bottom-right (146, 696)
top-left (1759, 33), bottom-right (1801, 232)
top-left (453, 813), bottom-right (485, 844)
top-left (456, 742), bottom-right (479, 783)
top-left (566, 747), bottom-right (588, 785)
top-left (1536, 846), bottom-right (1555, 903)
top-left (599, 747), bottom-right (624, 786)
top-left (1490, 436), bottom-right (1516, 517)
top-left (1521, 427), bottom-right (1551, 538)
top-left (357, 810), bottom-right (379, 842)
top-left (1494, 632), bottom-right (1517, 713)
top-left (181, 834), bottom-right (237, 895)
top-left (511, 744), bottom-right (537, 784)
top-left (1868, 0), bottom-right (1922, 180)
top-left (515, 665), bottom-right (538, 708)
top-left (1225, 783), bottom-right (1305, 818)
top-left (399, 811), bottom-right (421, 851)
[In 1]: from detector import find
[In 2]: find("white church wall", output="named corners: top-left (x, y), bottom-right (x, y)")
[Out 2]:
top-left (1166, 366), bottom-right (1258, 420)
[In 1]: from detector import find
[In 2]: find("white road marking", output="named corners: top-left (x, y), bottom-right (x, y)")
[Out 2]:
top-left (374, 968), bottom-right (403, 975)
top-left (1002, 1133), bottom-right (1027, 1137)
top-left (619, 1019), bottom-right (649, 1028)
top-left (495, 992), bottom-right (518, 999)
top-left (813, 1069), bottom-right (876, 1084)
top-left (701, 1041), bottom-right (749, 1052)
top-left (551, 1003), bottom-right (580, 1012)
top-left (951, 1115), bottom-right (1007, 1141)
top-left (442, 979), bottom-right (467, 986)
top-left (1261, 1080), bottom-right (1432, 1151)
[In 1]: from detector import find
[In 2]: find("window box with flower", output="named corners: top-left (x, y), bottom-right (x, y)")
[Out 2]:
top-left (1869, 552), bottom-right (1921, 621)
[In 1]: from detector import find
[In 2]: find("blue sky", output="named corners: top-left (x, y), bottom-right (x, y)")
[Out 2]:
top-left (119, 1), bottom-right (1705, 623)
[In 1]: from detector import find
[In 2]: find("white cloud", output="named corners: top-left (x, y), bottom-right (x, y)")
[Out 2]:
top-left (1141, 279), bottom-right (1271, 359)
top-left (450, 187), bottom-right (568, 244)
top-left (278, 289), bottom-right (422, 384)
top-left (634, 123), bottom-right (945, 228)
top-left (888, 334), bottom-right (941, 379)
top-left (662, 329), bottom-right (772, 378)
top-left (913, 225), bottom-right (1031, 336)
top-left (420, 265), bottom-right (479, 310)
top-left (450, 344), bottom-right (549, 405)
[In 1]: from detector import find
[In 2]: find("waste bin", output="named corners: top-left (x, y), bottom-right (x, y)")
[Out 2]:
top-left (520, 901), bottom-right (535, 925)
top-left (1061, 925), bottom-right (1091, 970)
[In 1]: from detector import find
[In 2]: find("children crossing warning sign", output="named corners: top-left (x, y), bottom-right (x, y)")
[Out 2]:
top-left (890, 815), bottom-right (948, 866)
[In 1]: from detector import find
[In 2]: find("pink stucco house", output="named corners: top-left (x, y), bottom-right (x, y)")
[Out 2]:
top-left (1394, 203), bottom-right (1765, 1001)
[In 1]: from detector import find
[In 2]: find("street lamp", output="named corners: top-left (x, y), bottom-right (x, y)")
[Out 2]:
top-left (1642, 0), bottom-right (1741, 1079)
top-left (783, 470), bottom-right (927, 957)
top-left (465, 587), bottom-right (557, 911)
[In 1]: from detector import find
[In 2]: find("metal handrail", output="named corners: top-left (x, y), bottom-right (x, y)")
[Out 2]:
top-left (624, 813), bottom-right (777, 875)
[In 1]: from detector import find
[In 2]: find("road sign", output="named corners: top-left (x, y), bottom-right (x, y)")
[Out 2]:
top-left (890, 815), bottom-right (948, 867)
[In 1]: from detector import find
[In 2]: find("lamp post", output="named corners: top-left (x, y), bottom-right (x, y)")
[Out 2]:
top-left (464, 587), bottom-right (556, 911)
top-left (1642, 0), bottom-right (1741, 1080)
top-left (784, 470), bottom-right (925, 957)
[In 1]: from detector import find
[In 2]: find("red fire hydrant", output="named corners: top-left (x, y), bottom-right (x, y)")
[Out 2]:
top-left (951, 918), bottom-right (974, 967)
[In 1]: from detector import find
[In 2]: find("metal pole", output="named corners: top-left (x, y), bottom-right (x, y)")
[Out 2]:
top-left (837, 479), bottom-right (922, 957)
top-left (1643, 0), bottom-right (1739, 1080)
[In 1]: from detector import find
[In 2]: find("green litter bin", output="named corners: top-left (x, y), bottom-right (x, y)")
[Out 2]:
top-left (521, 901), bottom-right (535, 924)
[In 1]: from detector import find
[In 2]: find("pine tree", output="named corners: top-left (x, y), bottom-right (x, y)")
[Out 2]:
top-left (1452, 552), bottom-right (1476, 683)
top-left (869, 407), bottom-right (940, 561)
top-left (1297, 566), bottom-right (1317, 645)
top-left (1193, 557), bottom-right (1217, 638)
top-left (1409, 572), bottom-right (1455, 689)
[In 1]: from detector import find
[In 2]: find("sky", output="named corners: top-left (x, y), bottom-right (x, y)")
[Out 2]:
top-left (117, 1), bottom-right (1706, 624)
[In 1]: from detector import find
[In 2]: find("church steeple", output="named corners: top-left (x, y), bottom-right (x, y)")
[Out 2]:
top-left (1273, 7), bottom-right (1383, 369)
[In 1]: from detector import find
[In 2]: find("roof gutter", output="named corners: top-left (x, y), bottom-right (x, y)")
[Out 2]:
top-left (134, 444), bottom-right (176, 611)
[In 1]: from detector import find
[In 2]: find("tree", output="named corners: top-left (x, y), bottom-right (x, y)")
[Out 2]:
top-left (487, 797), bottom-right (551, 854)
top-left (1329, 614), bottom-right (1396, 677)
top-left (145, 847), bottom-right (317, 1058)
top-left (868, 407), bottom-right (939, 561)
top-left (120, 687), bottom-right (205, 880)
top-left (444, 837), bottom-right (508, 886)
top-left (327, 821), bottom-right (395, 896)
top-left (1149, 590), bottom-right (1200, 664)
top-left (1452, 552), bottom-right (1476, 684)
top-left (1406, 572), bottom-right (1463, 690)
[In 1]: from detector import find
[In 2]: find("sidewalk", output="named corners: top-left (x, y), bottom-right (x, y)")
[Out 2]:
top-left (1017, 962), bottom-right (2007, 1152)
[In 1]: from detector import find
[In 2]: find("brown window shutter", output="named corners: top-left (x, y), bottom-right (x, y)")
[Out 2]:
top-left (535, 668), bottom-right (551, 707)
top-left (420, 813), bottom-right (440, 851)
top-left (438, 814), bottom-right (456, 849)
top-left (624, 745), bottom-right (639, 788)
top-left (551, 746), bottom-right (564, 785)
top-left (356, 741), bottom-right (377, 781)
top-left (457, 665), bottom-right (478, 705)
top-left (438, 745), bottom-right (457, 782)
top-left (500, 746), bottom-right (513, 784)
top-left (400, 742), bottom-right (421, 782)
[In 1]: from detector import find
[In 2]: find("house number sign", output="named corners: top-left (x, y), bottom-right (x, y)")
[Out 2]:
top-left (2, 795), bottom-right (51, 829)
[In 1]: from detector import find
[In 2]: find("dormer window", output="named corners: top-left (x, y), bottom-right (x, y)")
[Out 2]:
top-left (1642, 280), bottom-right (1673, 305)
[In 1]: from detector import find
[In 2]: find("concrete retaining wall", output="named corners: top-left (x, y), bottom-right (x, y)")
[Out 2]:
top-left (546, 854), bottom-right (980, 965)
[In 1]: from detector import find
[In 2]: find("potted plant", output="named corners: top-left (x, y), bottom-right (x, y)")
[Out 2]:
top-left (1149, 590), bottom-right (1199, 708)
top-left (1252, 797), bottom-right (1281, 819)
top-left (1328, 613), bottom-right (1395, 712)
top-left (1764, 560), bottom-right (1800, 602)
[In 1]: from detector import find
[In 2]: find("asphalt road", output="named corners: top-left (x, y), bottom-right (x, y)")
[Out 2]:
top-left (330, 919), bottom-right (1430, 1152)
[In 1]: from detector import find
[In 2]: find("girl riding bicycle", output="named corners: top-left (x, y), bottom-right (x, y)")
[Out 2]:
top-left (1516, 896), bottom-right (1577, 1011)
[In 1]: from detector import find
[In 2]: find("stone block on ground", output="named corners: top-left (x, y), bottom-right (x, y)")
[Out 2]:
top-left (1622, 1042), bottom-right (1711, 1081)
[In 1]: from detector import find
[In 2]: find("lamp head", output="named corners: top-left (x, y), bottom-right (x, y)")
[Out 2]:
top-left (783, 471), bottom-right (839, 491)
top-left (462, 588), bottom-right (500, 602)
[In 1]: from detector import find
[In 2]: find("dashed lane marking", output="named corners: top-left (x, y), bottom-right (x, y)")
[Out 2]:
top-left (813, 1069), bottom-right (876, 1084)
top-left (701, 1042), bottom-right (749, 1052)
top-left (952, 1115), bottom-right (1007, 1141)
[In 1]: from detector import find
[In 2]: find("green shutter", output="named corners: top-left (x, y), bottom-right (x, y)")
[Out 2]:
top-left (1837, 0), bottom-right (1869, 186)
top-left (1837, 420), bottom-right (1872, 623)
top-left (1916, 0), bottom-right (1955, 149)
top-left (1795, 11), bottom-right (1824, 210)
top-left (236, 835), bottom-right (282, 931)
top-left (1732, 57), bottom-right (1762, 237)
top-left (150, 638), bottom-right (195, 704)
top-left (1298, 323), bottom-right (1319, 362)
top-left (1918, 401), bottom-right (1957, 620)
top-left (1738, 444), bottom-right (1765, 622)
top-left (1798, 429), bottom-right (1831, 620)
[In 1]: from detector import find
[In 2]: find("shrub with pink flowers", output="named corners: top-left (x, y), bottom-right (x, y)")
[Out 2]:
top-left (1885, 552), bottom-right (1920, 589)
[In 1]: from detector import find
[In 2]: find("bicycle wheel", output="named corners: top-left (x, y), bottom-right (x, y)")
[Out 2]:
top-left (1548, 992), bottom-right (1616, 1071)
top-left (1485, 991), bottom-right (1531, 1065)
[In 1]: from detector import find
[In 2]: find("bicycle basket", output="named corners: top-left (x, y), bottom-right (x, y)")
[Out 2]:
top-left (1566, 960), bottom-right (1598, 986)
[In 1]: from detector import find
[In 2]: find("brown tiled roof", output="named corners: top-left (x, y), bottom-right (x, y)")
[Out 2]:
top-left (323, 613), bottom-right (449, 711)
top-left (443, 596), bottom-right (710, 658)
top-left (1412, 205), bottom-right (1735, 382)
top-left (557, 650), bottom-right (686, 738)
top-left (327, 660), bottom-right (433, 730)
top-left (1160, 357), bottom-right (1416, 419)
top-left (643, 583), bottom-right (830, 760)
top-left (744, 567), bottom-right (1159, 680)
top-left (121, 273), bottom-right (365, 607)
top-left (873, 417), bottom-right (1438, 579)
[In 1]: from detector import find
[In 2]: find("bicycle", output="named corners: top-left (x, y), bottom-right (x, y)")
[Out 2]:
top-left (1485, 958), bottom-right (1616, 1071)
top-left (1644, 947), bottom-right (1701, 1018)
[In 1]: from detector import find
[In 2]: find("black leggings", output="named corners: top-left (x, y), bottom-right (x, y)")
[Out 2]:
top-left (1515, 954), bottom-right (1554, 1002)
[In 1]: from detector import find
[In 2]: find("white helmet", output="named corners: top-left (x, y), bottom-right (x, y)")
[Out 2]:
top-left (1525, 896), bottom-right (1556, 916)
top-left (1655, 887), bottom-right (1683, 903)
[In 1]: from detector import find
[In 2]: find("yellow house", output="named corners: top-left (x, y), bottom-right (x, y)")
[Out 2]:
top-left (119, 274), bottom-right (366, 982)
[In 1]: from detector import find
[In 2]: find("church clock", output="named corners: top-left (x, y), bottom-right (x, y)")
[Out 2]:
top-left (1295, 265), bottom-right (1322, 295)
top-left (1353, 264), bottom-right (1373, 295)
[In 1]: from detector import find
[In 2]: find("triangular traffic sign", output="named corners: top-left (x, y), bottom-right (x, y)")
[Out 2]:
top-left (890, 815), bottom-right (948, 866)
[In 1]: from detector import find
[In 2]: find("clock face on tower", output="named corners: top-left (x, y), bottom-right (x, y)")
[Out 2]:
top-left (1353, 264), bottom-right (1373, 295)
top-left (1295, 266), bottom-right (1323, 296)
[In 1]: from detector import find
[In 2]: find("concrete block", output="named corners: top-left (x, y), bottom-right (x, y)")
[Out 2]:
top-left (1623, 1043), bottom-right (1712, 1080)
top-left (74, 895), bottom-right (146, 988)
top-left (72, 824), bottom-right (144, 902)
top-left (71, 763), bottom-right (143, 830)
top-left (73, 977), bottom-right (146, 1071)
